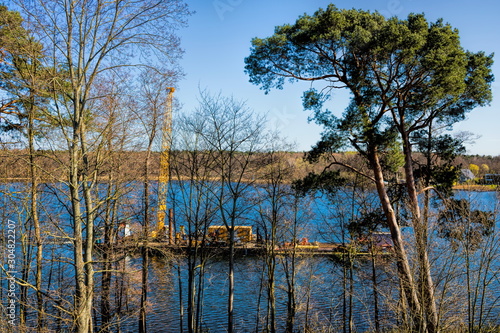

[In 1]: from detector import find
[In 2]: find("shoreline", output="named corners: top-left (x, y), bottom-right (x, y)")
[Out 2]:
top-left (453, 184), bottom-right (499, 191)
top-left (1, 177), bottom-right (498, 191)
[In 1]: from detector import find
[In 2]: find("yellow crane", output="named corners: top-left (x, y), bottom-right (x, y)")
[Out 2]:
top-left (152, 87), bottom-right (174, 241)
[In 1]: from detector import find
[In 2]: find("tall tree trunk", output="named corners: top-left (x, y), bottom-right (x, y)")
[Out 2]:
top-left (348, 252), bottom-right (354, 333)
top-left (68, 95), bottom-right (93, 333)
top-left (227, 225), bottom-right (235, 333)
top-left (177, 264), bottom-right (184, 333)
top-left (139, 149), bottom-right (152, 333)
top-left (284, 196), bottom-right (300, 333)
top-left (101, 237), bottom-right (112, 332)
top-left (284, 250), bottom-right (296, 333)
top-left (369, 147), bottom-right (423, 330)
top-left (70, 139), bottom-right (89, 332)
top-left (139, 246), bottom-right (149, 333)
top-left (101, 182), bottom-right (117, 333)
top-left (401, 132), bottom-right (438, 333)
top-left (267, 228), bottom-right (276, 333)
top-left (20, 225), bottom-right (30, 330)
top-left (264, 189), bottom-right (278, 333)
top-left (28, 100), bottom-right (44, 331)
top-left (81, 126), bottom-right (95, 333)
top-left (187, 253), bottom-right (195, 333)
top-left (370, 242), bottom-right (380, 333)
top-left (71, 164), bottom-right (91, 332)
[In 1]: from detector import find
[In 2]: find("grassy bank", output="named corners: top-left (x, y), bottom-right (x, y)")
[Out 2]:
top-left (453, 184), bottom-right (499, 191)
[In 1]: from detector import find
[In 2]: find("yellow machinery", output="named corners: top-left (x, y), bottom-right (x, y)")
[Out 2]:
top-left (152, 87), bottom-right (175, 242)
top-left (207, 226), bottom-right (253, 243)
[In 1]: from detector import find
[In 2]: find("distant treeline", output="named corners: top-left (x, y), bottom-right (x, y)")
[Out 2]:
top-left (2, 149), bottom-right (499, 183)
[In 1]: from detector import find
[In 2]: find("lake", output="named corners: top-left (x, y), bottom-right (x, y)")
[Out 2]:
top-left (0, 183), bottom-right (499, 332)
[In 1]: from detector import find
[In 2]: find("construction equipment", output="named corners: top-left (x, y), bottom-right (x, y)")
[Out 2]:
top-left (152, 87), bottom-right (175, 242)
top-left (207, 226), bottom-right (254, 243)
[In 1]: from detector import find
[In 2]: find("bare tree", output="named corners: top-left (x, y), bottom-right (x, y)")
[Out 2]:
top-left (252, 134), bottom-right (296, 333)
top-left (131, 68), bottom-right (177, 333)
top-left (278, 192), bottom-right (315, 333)
top-left (436, 191), bottom-right (499, 332)
top-left (90, 73), bottom-right (140, 332)
top-left (170, 111), bottom-right (220, 333)
top-left (13, 1), bottom-right (190, 331)
top-left (194, 90), bottom-right (266, 333)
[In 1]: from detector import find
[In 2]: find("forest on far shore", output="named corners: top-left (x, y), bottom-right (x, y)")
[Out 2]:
top-left (1, 149), bottom-right (499, 186)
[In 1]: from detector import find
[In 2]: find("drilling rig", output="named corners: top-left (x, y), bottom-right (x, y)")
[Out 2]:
top-left (152, 87), bottom-right (174, 242)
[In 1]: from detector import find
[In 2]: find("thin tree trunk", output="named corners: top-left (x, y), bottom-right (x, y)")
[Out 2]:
top-left (284, 198), bottom-right (299, 333)
top-left (101, 183), bottom-right (116, 333)
top-left (267, 242), bottom-right (276, 333)
top-left (81, 126), bottom-right (95, 333)
top-left (284, 254), bottom-right (296, 333)
top-left (255, 257), bottom-right (266, 332)
top-left (187, 253), bottom-right (195, 333)
top-left (29, 105), bottom-right (44, 332)
top-left (196, 256), bottom-right (206, 333)
top-left (70, 128), bottom-right (92, 333)
top-left (228, 225), bottom-right (235, 333)
top-left (266, 197), bottom-right (277, 333)
top-left (101, 240), bottom-right (112, 332)
top-left (178, 264), bottom-right (184, 333)
top-left (370, 242), bottom-right (380, 333)
top-left (349, 252), bottom-right (354, 333)
top-left (139, 149), bottom-right (152, 333)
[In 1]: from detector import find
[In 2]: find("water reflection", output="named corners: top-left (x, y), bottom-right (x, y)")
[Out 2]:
top-left (118, 254), bottom-right (399, 332)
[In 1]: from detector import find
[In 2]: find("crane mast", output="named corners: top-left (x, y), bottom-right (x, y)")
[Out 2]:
top-left (155, 87), bottom-right (174, 241)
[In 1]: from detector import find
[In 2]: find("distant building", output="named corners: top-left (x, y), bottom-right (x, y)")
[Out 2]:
top-left (118, 222), bottom-right (132, 239)
top-left (124, 223), bottom-right (131, 237)
top-left (484, 174), bottom-right (500, 185)
top-left (459, 169), bottom-right (475, 183)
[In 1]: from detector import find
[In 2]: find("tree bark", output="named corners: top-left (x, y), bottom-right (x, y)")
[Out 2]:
top-left (401, 131), bottom-right (438, 333)
top-left (28, 99), bottom-right (44, 331)
top-left (139, 147), bottom-right (152, 333)
top-left (369, 147), bottom-right (424, 329)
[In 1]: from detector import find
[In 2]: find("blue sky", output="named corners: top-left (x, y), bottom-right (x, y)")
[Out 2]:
top-left (175, 0), bottom-right (500, 155)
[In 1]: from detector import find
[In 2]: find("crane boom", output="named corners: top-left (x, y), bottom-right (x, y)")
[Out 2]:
top-left (155, 87), bottom-right (175, 240)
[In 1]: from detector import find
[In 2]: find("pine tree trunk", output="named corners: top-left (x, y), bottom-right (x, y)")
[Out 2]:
top-left (401, 132), bottom-right (438, 333)
top-left (369, 147), bottom-right (424, 329)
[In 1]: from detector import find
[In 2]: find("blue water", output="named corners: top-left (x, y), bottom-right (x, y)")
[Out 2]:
top-left (1, 182), bottom-right (499, 332)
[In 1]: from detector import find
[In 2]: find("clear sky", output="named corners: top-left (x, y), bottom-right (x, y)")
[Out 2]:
top-left (175, 0), bottom-right (500, 156)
